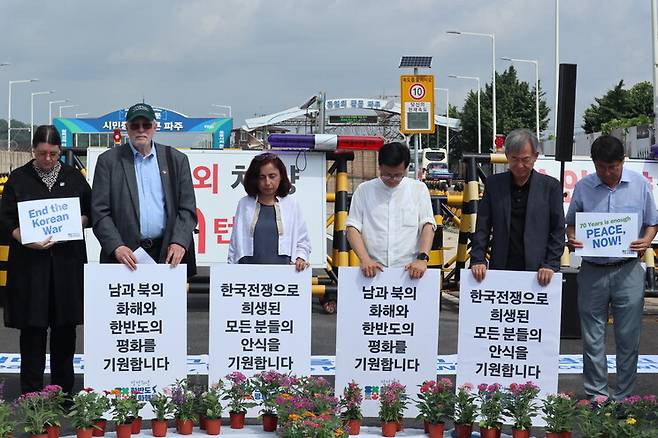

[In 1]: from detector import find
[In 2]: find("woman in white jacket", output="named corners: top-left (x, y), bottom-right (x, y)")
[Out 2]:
top-left (228, 153), bottom-right (311, 271)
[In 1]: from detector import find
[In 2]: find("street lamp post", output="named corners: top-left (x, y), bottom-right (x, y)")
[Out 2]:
top-left (501, 57), bottom-right (540, 139)
top-left (75, 113), bottom-right (89, 118)
top-left (434, 87), bottom-right (450, 151)
top-left (447, 30), bottom-right (496, 150)
top-left (49, 99), bottom-right (68, 123)
top-left (211, 104), bottom-right (232, 118)
top-left (449, 75), bottom-right (481, 153)
top-left (8, 78), bottom-right (38, 151)
top-left (58, 104), bottom-right (78, 117)
top-left (31, 90), bottom-right (54, 140)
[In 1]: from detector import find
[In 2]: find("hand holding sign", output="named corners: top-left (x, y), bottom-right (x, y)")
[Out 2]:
top-left (17, 197), bottom-right (83, 244)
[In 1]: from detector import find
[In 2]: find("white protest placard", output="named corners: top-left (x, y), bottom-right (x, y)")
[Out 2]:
top-left (209, 264), bottom-right (312, 409)
top-left (85, 148), bottom-right (326, 267)
top-left (335, 267), bottom-right (440, 418)
top-left (575, 212), bottom-right (638, 258)
top-left (84, 264), bottom-right (187, 417)
top-left (457, 269), bottom-right (562, 406)
top-left (17, 197), bottom-right (82, 244)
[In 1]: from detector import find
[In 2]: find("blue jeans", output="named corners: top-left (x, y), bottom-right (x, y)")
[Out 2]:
top-left (577, 259), bottom-right (644, 400)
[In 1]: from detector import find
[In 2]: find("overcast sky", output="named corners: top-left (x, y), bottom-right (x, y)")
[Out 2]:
top-left (0, 0), bottom-right (654, 135)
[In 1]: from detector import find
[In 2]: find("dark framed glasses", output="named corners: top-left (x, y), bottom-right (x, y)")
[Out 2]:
top-left (128, 121), bottom-right (154, 130)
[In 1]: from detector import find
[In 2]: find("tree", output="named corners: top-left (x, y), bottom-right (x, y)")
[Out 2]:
top-left (458, 66), bottom-right (550, 155)
top-left (581, 80), bottom-right (653, 133)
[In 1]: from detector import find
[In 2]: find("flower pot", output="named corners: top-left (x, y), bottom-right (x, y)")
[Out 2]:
top-left (560, 433), bottom-right (572, 438)
top-left (381, 421), bottom-right (397, 437)
top-left (47, 425), bottom-right (60, 438)
top-left (396, 418), bottom-right (403, 431)
top-left (130, 417), bottom-right (142, 434)
top-left (229, 412), bottom-right (245, 429)
top-left (346, 419), bottom-right (360, 436)
top-left (76, 428), bottom-right (93, 438)
top-left (423, 421), bottom-right (429, 433)
top-left (115, 423), bottom-right (131, 438)
top-left (92, 420), bottom-right (107, 437)
top-left (151, 420), bottom-right (168, 437)
top-left (199, 415), bottom-right (206, 431)
top-left (512, 429), bottom-right (530, 438)
top-left (480, 427), bottom-right (499, 438)
top-left (454, 423), bottom-right (472, 438)
top-left (31, 434), bottom-right (47, 438)
top-left (178, 419), bottom-right (193, 435)
top-left (205, 419), bottom-right (221, 436)
top-left (428, 423), bottom-right (444, 438)
top-left (545, 433), bottom-right (560, 438)
top-left (262, 414), bottom-right (277, 432)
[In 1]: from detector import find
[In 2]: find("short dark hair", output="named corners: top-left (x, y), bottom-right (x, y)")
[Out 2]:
top-left (378, 142), bottom-right (410, 167)
top-left (243, 153), bottom-right (292, 198)
top-left (32, 125), bottom-right (61, 148)
top-left (591, 135), bottom-right (625, 163)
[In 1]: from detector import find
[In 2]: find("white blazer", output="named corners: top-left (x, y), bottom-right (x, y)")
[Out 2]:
top-left (227, 195), bottom-right (312, 264)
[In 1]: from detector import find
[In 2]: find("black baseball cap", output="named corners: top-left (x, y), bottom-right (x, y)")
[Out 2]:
top-left (126, 103), bottom-right (156, 122)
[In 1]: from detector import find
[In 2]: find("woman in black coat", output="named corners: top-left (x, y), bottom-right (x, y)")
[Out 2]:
top-left (0, 125), bottom-right (91, 394)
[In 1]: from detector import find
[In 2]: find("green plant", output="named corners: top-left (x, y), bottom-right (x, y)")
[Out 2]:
top-left (339, 381), bottom-right (363, 421)
top-left (126, 393), bottom-right (145, 419)
top-left (415, 378), bottom-right (454, 424)
top-left (378, 380), bottom-right (408, 423)
top-left (0, 400), bottom-right (14, 438)
top-left (200, 383), bottom-right (223, 420)
top-left (222, 372), bottom-right (256, 414)
top-left (542, 393), bottom-right (577, 433)
top-left (67, 389), bottom-right (108, 430)
top-left (453, 383), bottom-right (477, 425)
top-left (171, 379), bottom-right (196, 421)
top-left (503, 381), bottom-right (540, 430)
top-left (149, 393), bottom-right (174, 422)
top-left (577, 397), bottom-right (618, 438)
top-left (14, 389), bottom-right (61, 434)
top-left (476, 383), bottom-right (504, 430)
top-left (284, 412), bottom-right (346, 438)
top-left (108, 390), bottom-right (133, 425)
top-left (252, 370), bottom-right (287, 416)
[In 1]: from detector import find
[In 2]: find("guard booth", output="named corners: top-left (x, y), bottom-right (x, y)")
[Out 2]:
top-left (53, 106), bottom-right (233, 149)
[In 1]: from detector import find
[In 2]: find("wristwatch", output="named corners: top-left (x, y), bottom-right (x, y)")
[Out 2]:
top-left (416, 252), bottom-right (430, 261)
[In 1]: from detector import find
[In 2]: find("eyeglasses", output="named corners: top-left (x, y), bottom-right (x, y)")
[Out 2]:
top-left (128, 121), bottom-right (154, 130)
top-left (380, 174), bottom-right (405, 182)
top-left (34, 151), bottom-right (60, 159)
top-left (507, 156), bottom-right (536, 165)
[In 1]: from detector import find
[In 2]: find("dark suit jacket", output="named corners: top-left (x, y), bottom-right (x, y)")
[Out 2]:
top-left (470, 169), bottom-right (565, 272)
top-left (91, 143), bottom-right (197, 263)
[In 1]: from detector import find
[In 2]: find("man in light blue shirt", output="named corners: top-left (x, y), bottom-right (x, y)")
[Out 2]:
top-left (566, 135), bottom-right (658, 400)
top-left (129, 141), bottom-right (166, 240)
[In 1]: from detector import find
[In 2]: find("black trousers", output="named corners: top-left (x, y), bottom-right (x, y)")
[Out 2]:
top-left (20, 326), bottom-right (76, 395)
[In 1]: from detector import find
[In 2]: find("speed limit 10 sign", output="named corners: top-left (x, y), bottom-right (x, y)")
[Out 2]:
top-left (400, 74), bottom-right (435, 134)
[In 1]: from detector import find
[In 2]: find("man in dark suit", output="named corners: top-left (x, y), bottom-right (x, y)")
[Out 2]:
top-left (470, 128), bottom-right (564, 286)
top-left (91, 103), bottom-right (197, 272)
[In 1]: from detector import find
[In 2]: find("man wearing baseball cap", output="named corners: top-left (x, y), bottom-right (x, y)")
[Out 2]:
top-left (91, 102), bottom-right (197, 276)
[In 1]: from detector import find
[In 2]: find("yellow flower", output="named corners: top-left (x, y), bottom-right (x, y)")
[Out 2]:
top-left (626, 417), bottom-right (637, 425)
top-left (280, 393), bottom-right (292, 400)
top-left (302, 411), bottom-right (316, 417)
top-left (288, 414), bottom-right (301, 421)
top-left (335, 428), bottom-right (345, 437)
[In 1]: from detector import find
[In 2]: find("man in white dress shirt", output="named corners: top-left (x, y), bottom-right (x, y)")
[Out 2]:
top-left (346, 142), bottom-right (436, 278)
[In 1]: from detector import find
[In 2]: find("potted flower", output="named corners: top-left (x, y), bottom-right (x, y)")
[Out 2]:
top-left (620, 394), bottom-right (658, 431)
top-left (68, 389), bottom-right (109, 438)
top-left (415, 378), bottom-right (454, 438)
top-left (453, 383), bottom-right (477, 438)
top-left (171, 380), bottom-right (196, 435)
top-left (200, 383), bottom-right (223, 435)
top-left (222, 372), bottom-right (256, 429)
top-left (149, 392), bottom-right (173, 437)
top-left (43, 385), bottom-right (65, 438)
top-left (542, 393), bottom-right (577, 437)
top-left (87, 391), bottom-right (110, 437)
top-left (109, 391), bottom-right (134, 438)
top-left (378, 381), bottom-right (408, 437)
top-left (252, 370), bottom-right (287, 432)
top-left (339, 381), bottom-right (363, 436)
top-left (126, 394), bottom-right (145, 434)
top-left (15, 390), bottom-right (59, 438)
top-left (476, 383), bottom-right (504, 438)
top-left (0, 399), bottom-right (14, 438)
top-left (577, 397), bottom-right (618, 438)
top-left (502, 382), bottom-right (540, 438)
